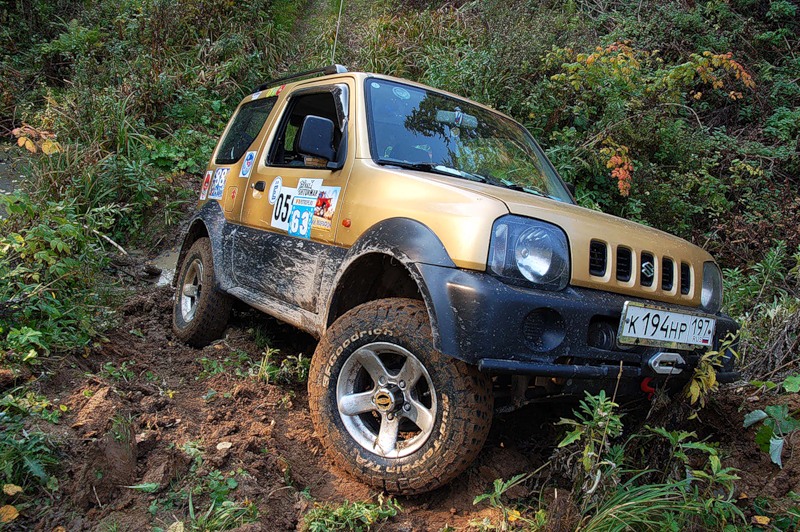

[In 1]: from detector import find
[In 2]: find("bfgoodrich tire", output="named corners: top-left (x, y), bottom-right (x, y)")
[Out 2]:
top-left (172, 237), bottom-right (232, 347)
top-left (308, 298), bottom-right (493, 494)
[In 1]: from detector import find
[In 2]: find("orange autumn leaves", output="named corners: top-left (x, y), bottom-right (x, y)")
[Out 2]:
top-left (601, 140), bottom-right (634, 196)
top-left (550, 42), bottom-right (756, 196)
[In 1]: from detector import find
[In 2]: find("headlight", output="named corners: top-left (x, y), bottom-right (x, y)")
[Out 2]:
top-left (701, 261), bottom-right (723, 314)
top-left (488, 216), bottom-right (570, 290)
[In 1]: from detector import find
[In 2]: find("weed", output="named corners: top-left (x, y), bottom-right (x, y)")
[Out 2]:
top-left (301, 495), bottom-right (401, 531)
top-left (100, 360), bottom-right (136, 382)
top-left (744, 404), bottom-right (800, 468)
top-left (197, 350), bottom-right (252, 379)
top-left (252, 348), bottom-right (309, 385)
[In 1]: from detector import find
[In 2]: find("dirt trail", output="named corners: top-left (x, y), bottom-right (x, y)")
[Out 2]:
top-left (11, 283), bottom-right (800, 530)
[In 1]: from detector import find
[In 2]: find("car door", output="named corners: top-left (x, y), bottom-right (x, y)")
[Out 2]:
top-left (231, 81), bottom-right (353, 312)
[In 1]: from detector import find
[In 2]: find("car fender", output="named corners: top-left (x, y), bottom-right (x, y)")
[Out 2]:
top-left (323, 217), bottom-right (461, 355)
top-left (174, 201), bottom-right (233, 290)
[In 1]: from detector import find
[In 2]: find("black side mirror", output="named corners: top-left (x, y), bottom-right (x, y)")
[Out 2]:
top-left (297, 115), bottom-right (336, 162)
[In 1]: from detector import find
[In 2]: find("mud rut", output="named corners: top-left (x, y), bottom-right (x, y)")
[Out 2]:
top-left (20, 284), bottom-right (799, 530)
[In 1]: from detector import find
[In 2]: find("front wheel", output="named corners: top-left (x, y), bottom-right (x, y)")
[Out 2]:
top-left (308, 298), bottom-right (493, 494)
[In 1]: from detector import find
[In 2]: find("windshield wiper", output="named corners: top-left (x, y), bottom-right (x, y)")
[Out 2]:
top-left (376, 159), bottom-right (486, 182)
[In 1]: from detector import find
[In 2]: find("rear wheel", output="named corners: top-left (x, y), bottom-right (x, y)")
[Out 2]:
top-left (309, 298), bottom-right (493, 494)
top-left (172, 238), bottom-right (231, 347)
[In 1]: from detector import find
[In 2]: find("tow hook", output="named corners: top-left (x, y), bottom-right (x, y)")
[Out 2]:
top-left (648, 352), bottom-right (686, 375)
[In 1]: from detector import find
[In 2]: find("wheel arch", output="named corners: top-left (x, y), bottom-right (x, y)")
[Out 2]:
top-left (324, 218), bottom-right (457, 354)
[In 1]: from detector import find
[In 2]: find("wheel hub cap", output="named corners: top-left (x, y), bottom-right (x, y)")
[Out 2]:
top-left (373, 386), bottom-right (403, 413)
top-left (336, 342), bottom-right (437, 458)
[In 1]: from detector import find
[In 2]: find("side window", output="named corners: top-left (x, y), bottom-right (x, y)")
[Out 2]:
top-left (268, 90), bottom-right (343, 168)
top-left (215, 97), bottom-right (277, 165)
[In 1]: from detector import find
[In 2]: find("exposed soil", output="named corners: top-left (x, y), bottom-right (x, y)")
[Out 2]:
top-left (7, 281), bottom-right (800, 530)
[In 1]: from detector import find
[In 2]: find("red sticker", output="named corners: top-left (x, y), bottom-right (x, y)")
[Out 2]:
top-left (200, 171), bottom-right (212, 200)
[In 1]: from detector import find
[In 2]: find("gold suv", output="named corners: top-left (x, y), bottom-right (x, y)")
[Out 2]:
top-left (172, 65), bottom-right (739, 494)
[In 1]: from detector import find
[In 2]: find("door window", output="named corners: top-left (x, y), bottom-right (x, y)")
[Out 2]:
top-left (268, 88), bottom-right (347, 168)
top-left (215, 97), bottom-right (277, 165)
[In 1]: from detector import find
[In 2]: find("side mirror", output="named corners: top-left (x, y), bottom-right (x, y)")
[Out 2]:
top-left (297, 115), bottom-right (336, 162)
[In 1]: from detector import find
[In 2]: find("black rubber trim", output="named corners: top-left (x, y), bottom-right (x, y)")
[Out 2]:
top-left (478, 359), bottom-right (642, 379)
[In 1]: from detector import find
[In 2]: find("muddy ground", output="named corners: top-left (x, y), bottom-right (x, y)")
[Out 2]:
top-left (4, 278), bottom-right (797, 531)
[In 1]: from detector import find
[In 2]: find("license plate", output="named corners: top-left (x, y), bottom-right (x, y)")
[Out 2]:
top-left (618, 302), bottom-right (716, 350)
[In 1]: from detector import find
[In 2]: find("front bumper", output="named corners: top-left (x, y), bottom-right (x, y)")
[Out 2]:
top-left (418, 263), bottom-right (740, 384)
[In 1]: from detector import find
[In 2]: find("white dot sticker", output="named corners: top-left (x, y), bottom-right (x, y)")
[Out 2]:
top-left (371, 82), bottom-right (381, 89)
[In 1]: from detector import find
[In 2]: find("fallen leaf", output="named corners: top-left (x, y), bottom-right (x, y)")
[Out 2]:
top-left (41, 140), bottom-right (61, 155)
top-left (167, 521), bottom-right (185, 532)
top-left (21, 137), bottom-right (37, 153)
top-left (53, 527), bottom-right (67, 532)
top-left (0, 505), bottom-right (19, 523)
top-left (2, 484), bottom-right (22, 496)
top-left (216, 441), bottom-right (233, 451)
top-left (752, 515), bottom-right (770, 526)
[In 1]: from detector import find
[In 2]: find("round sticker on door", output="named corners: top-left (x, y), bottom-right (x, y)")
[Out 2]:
top-left (268, 176), bottom-right (283, 205)
top-left (240, 151), bottom-right (256, 178)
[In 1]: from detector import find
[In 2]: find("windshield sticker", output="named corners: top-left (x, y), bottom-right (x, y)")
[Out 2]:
top-left (200, 170), bottom-right (212, 200)
top-left (208, 167), bottom-right (229, 200)
top-left (392, 86), bottom-right (410, 100)
top-left (240, 151), bottom-right (256, 178)
top-left (268, 176), bottom-right (282, 205)
top-left (262, 84), bottom-right (285, 98)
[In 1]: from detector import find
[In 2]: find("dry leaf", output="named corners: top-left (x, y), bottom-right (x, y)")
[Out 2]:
top-left (216, 441), bottom-right (233, 451)
top-left (20, 137), bottom-right (37, 153)
top-left (0, 505), bottom-right (19, 523)
top-left (752, 516), bottom-right (771, 526)
top-left (53, 527), bottom-right (67, 532)
top-left (167, 521), bottom-right (185, 532)
top-left (2, 484), bottom-right (23, 496)
top-left (41, 140), bottom-right (61, 155)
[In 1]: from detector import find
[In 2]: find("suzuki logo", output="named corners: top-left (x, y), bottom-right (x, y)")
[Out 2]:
top-left (641, 261), bottom-right (655, 278)
top-left (374, 392), bottom-right (393, 411)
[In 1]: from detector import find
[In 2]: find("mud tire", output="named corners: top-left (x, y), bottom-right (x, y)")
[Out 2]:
top-left (172, 237), bottom-right (232, 347)
top-left (309, 298), bottom-right (493, 494)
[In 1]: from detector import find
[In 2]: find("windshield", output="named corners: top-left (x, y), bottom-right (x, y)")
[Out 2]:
top-left (365, 78), bottom-right (573, 203)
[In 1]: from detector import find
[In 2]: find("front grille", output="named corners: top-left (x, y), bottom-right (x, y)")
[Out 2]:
top-left (641, 253), bottom-right (655, 287)
top-left (680, 263), bottom-right (691, 295)
top-left (616, 247), bottom-right (632, 282)
top-left (589, 240), bottom-right (607, 276)
top-left (662, 258), bottom-right (674, 291)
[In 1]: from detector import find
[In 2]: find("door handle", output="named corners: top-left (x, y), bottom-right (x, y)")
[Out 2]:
top-left (251, 181), bottom-right (266, 192)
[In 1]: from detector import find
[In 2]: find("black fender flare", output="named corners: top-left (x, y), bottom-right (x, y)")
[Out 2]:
top-left (174, 201), bottom-right (232, 290)
top-left (323, 217), bottom-right (460, 355)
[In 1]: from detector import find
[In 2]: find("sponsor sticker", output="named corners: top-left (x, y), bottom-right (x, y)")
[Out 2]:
top-left (268, 176), bottom-right (282, 205)
top-left (251, 91), bottom-right (261, 100)
top-left (268, 178), bottom-right (341, 236)
top-left (262, 84), bottom-right (285, 98)
top-left (200, 170), bottom-right (212, 200)
top-left (208, 167), bottom-right (229, 200)
top-left (240, 150), bottom-right (256, 178)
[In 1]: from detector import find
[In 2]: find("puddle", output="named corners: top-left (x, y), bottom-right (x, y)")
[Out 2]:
top-left (150, 248), bottom-right (180, 287)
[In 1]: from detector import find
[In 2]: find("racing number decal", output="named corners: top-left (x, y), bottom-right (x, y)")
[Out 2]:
top-left (271, 190), bottom-right (295, 231)
top-left (268, 177), bottom-right (340, 238)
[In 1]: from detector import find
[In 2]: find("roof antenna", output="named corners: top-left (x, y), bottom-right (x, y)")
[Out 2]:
top-left (332, 0), bottom-right (344, 64)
